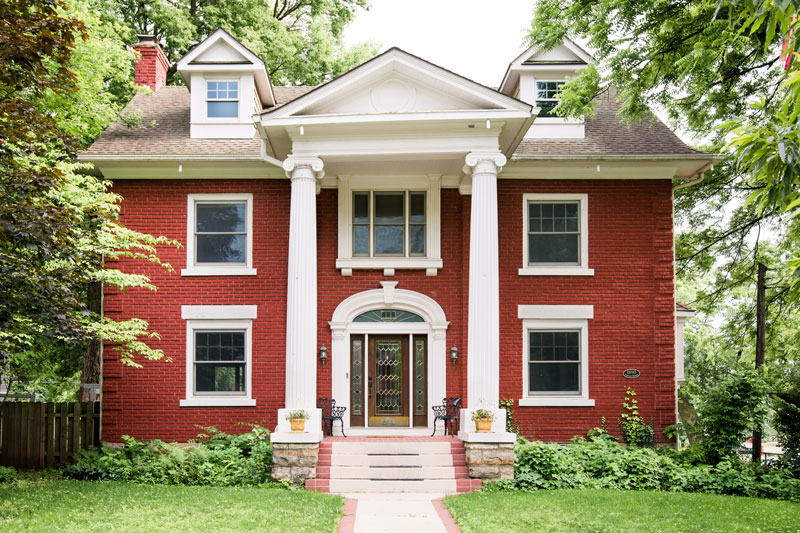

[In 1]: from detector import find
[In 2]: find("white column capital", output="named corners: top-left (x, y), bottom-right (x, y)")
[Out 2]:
top-left (283, 156), bottom-right (325, 180)
top-left (463, 152), bottom-right (507, 175)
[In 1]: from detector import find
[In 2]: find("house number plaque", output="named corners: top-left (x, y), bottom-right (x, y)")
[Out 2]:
top-left (623, 369), bottom-right (641, 379)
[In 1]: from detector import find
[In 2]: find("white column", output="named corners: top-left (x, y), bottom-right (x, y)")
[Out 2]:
top-left (459, 151), bottom-right (514, 443)
top-left (272, 156), bottom-right (325, 443)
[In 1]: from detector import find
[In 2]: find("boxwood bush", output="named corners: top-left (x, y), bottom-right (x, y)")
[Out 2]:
top-left (491, 436), bottom-right (800, 502)
top-left (64, 424), bottom-right (273, 486)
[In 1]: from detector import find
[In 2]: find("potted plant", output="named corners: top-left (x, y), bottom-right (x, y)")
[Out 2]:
top-left (471, 409), bottom-right (495, 433)
top-left (286, 409), bottom-right (310, 433)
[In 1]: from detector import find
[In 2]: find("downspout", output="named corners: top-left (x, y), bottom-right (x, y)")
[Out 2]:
top-left (253, 115), bottom-right (286, 169)
top-left (670, 158), bottom-right (713, 448)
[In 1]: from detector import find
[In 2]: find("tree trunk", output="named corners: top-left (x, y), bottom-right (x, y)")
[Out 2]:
top-left (752, 262), bottom-right (766, 464)
top-left (79, 281), bottom-right (102, 402)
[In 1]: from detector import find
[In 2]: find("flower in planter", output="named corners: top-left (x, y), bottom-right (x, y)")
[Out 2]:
top-left (285, 409), bottom-right (310, 421)
top-left (471, 408), bottom-right (495, 421)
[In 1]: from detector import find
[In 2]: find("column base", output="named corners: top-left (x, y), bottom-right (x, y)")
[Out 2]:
top-left (271, 408), bottom-right (324, 443)
top-left (457, 408), bottom-right (516, 443)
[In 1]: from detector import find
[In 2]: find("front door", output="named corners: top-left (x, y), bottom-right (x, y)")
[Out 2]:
top-left (368, 336), bottom-right (408, 427)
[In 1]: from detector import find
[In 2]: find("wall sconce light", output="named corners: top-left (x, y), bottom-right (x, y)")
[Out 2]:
top-left (320, 344), bottom-right (327, 368)
top-left (450, 344), bottom-right (458, 367)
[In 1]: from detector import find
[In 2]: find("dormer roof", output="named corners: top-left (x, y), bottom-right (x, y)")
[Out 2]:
top-left (176, 28), bottom-right (275, 107)
top-left (499, 39), bottom-right (592, 95)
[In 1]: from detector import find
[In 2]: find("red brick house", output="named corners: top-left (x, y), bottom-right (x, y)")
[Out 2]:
top-left (81, 30), bottom-right (710, 447)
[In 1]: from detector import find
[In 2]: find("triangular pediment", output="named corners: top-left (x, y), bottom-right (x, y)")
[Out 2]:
top-left (499, 39), bottom-right (592, 95)
top-left (264, 48), bottom-right (531, 119)
top-left (191, 39), bottom-right (252, 64)
top-left (178, 28), bottom-right (263, 67)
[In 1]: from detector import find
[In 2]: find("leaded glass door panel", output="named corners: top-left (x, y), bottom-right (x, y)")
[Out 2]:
top-left (368, 336), bottom-right (409, 426)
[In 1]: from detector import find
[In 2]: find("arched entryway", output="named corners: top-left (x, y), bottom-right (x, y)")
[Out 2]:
top-left (329, 282), bottom-right (449, 431)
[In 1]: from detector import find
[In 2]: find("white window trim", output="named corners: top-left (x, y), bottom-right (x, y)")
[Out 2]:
top-left (519, 193), bottom-right (593, 276)
top-left (519, 305), bottom-right (594, 407)
top-left (336, 175), bottom-right (442, 275)
top-left (535, 79), bottom-right (565, 116)
top-left (182, 193), bottom-right (256, 277)
top-left (204, 76), bottom-right (241, 122)
top-left (180, 305), bottom-right (257, 407)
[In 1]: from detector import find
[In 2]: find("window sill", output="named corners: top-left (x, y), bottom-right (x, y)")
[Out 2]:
top-left (181, 267), bottom-right (257, 277)
top-left (336, 258), bottom-right (443, 271)
top-left (519, 398), bottom-right (595, 407)
top-left (180, 397), bottom-right (256, 407)
top-left (518, 267), bottom-right (594, 276)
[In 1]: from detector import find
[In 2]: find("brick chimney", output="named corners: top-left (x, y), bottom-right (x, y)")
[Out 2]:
top-left (132, 35), bottom-right (169, 91)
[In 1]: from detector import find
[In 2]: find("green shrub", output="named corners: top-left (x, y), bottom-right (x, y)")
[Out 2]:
top-left (692, 368), bottom-right (767, 464)
top-left (64, 424), bottom-right (273, 486)
top-left (774, 390), bottom-right (800, 474)
top-left (618, 388), bottom-right (654, 446)
top-left (0, 465), bottom-right (18, 483)
top-left (510, 437), bottom-right (800, 502)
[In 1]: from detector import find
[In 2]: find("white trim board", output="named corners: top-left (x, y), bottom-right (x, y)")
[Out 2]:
top-left (518, 305), bottom-right (594, 320)
top-left (181, 305), bottom-right (258, 320)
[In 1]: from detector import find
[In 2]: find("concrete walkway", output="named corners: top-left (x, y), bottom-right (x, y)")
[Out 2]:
top-left (339, 493), bottom-right (460, 533)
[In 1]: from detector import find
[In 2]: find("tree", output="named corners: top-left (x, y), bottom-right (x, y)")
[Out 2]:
top-left (93, 0), bottom-right (378, 86)
top-left (0, 0), bottom-right (176, 398)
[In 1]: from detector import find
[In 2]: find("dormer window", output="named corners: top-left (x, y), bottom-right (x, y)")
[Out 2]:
top-left (207, 80), bottom-right (239, 118)
top-left (536, 81), bottom-right (564, 118)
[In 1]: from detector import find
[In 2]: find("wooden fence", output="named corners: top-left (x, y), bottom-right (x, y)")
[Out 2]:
top-left (0, 401), bottom-right (100, 468)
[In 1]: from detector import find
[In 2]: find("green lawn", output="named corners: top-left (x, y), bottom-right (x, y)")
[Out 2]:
top-left (0, 480), bottom-right (343, 532)
top-left (444, 489), bottom-right (800, 533)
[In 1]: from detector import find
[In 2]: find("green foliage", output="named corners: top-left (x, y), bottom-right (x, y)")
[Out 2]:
top-left (0, 466), bottom-right (18, 483)
top-left (618, 388), bottom-right (654, 447)
top-left (774, 367), bottom-right (800, 473)
top-left (94, 0), bottom-right (378, 86)
top-left (64, 424), bottom-right (273, 486)
top-left (471, 408), bottom-right (495, 421)
top-left (510, 438), bottom-right (800, 501)
top-left (499, 398), bottom-right (521, 435)
top-left (284, 409), bottom-right (309, 421)
top-left (692, 368), bottom-right (768, 463)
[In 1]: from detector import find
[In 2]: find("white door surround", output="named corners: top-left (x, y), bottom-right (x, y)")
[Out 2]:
top-left (329, 282), bottom-right (449, 432)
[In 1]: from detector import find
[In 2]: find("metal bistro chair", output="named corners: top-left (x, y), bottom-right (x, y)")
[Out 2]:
top-left (317, 397), bottom-right (347, 437)
top-left (431, 397), bottom-right (461, 436)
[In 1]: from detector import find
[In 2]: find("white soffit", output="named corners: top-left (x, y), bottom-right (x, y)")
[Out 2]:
top-left (177, 28), bottom-right (275, 107)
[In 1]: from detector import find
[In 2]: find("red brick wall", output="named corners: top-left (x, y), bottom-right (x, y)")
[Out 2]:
top-left (132, 43), bottom-right (169, 92)
top-left (497, 179), bottom-right (675, 442)
top-left (103, 178), bottom-right (675, 443)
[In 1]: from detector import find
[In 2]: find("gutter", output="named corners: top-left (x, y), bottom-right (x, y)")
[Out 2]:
top-left (672, 160), bottom-right (716, 191)
top-left (78, 152), bottom-right (286, 169)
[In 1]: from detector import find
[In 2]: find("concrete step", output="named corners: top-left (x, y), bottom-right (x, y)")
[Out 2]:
top-left (328, 479), bottom-right (459, 493)
top-left (329, 466), bottom-right (456, 479)
top-left (330, 441), bottom-right (452, 454)
top-left (330, 453), bottom-right (455, 467)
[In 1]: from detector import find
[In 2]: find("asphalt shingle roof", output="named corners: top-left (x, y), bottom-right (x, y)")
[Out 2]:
top-left (515, 89), bottom-right (702, 157)
top-left (82, 85), bottom-right (699, 158)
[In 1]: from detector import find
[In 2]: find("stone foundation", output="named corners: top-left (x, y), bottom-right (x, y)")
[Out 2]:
top-left (464, 442), bottom-right (514, 481)
top-left (271, 443), bottom-right (319, 484)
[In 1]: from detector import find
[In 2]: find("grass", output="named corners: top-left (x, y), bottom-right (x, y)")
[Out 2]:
top-left (0, 479), bottom-right (343, 532)
top-left (444, 489), bottom-right (800, 533)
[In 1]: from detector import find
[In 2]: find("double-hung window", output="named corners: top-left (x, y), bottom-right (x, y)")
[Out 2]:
top-left (536, 81), bottom-right (565, 118)
top-left (352, 191), bottom-right (426, 257)
top-left (207, 80), bottom-right (239, 118)
top-left (183, 194), bottom-right (255, 276)
top-left (180, 305), bottom-right (257, 407)
top-left (518, 306), bottom-right (594, 407)
top-left (520, 194), bottom-right (592, 276)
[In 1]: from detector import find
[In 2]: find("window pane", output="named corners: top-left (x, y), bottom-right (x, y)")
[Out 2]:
top-left (353, 193), bottom-right (369, 223)
top-left (529, 234), bottom-right (579, 264)
top-left (196, 331), bottom-right (246, 364)
top-left (374, 193), bottom-right (404, 223)
top-left (375, 225), bottom-right (404, 254)
top-left (409, 193), bottom-right (425, 223)
top-left (196, 203), bottom-right (245, 233)
top-left (207, 101), bottom-right (238, 118)
top-left (530, 331), bottom-right (580, 362)
top-left (196, 363), bottom-right (245, 392)
top-left (529, 362), bottom-right (580, 393)
top-left (353, 225), bottom-right (369, 255)
top-left (537, 100), bottom-right (558, 118)
top-left (197, 234), bottom-right (246, 263)
top-left (410, 225), bottom-right (425, 255)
